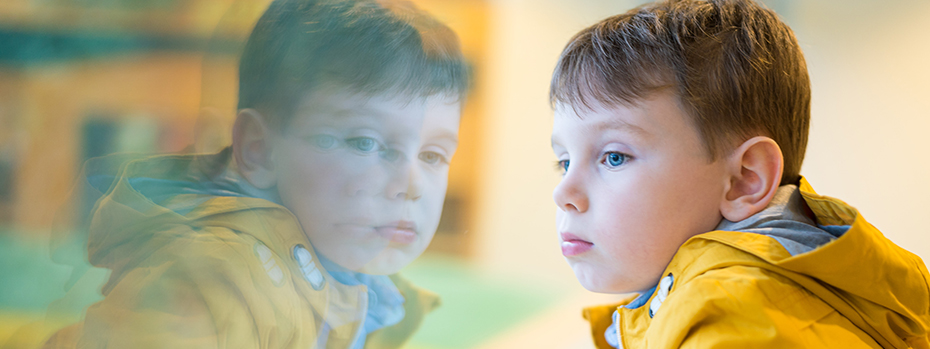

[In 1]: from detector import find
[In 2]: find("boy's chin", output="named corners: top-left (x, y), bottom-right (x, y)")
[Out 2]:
top-left (353, 250), bottom-right (421, 275)
top-left (570, 263), bottom-right (646, 294)
top-left (355, 262), bottom-right (405, 275)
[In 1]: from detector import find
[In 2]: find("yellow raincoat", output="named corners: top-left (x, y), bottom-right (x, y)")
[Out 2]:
top-left (584, 178), bottom-right (930, 349)
top-left (43, 153), bottom-right (439, 349)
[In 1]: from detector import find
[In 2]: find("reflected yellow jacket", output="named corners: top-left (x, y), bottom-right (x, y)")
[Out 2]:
top-left (584, 179), bottom-right (930, 349)
top-left (44, 153), bottom-right (438, 349)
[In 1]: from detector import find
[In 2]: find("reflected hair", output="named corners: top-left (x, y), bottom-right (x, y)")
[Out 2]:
top-left (238, 0), bottom-right (470, 128)
top-left (550, 0), bottom-right (810, 185)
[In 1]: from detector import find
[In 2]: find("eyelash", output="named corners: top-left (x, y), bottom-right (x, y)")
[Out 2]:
top-left (345, 136), bottom-right (385, 154)
top-left (554, 152), bottom-right (631, 175)
top-left (555, 160), bottom-right (569, 174)
top-left (419, 151), bottom-right (449, 166)
top-left (306, 135), bottom-right (385, 154)
top-left (306, 134), bottom-right (450, 166)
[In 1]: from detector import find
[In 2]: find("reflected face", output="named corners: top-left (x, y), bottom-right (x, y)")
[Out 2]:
top-left (551, 91), bottom-right (727, 293)
top-left (272, 88), bottom-right (460, 274)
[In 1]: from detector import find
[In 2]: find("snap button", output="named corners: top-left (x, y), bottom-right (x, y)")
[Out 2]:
top-left (649, 274), bottom-right (674, 318)
top-left (253, 242), bottom-right (284, 287)
top-left (294, 244), bottom-right (326, 290)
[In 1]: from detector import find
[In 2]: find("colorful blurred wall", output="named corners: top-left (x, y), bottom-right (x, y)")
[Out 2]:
top-left (1, 0), bottom-right (928, 348)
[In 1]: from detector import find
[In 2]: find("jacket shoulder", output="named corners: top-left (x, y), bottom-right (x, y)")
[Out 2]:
top-left (106, 220), bottom-right (296, 294)
top-left (648, 265), bottom-right (881, 348)
top-left (56, 225), bottom-right (308, 349)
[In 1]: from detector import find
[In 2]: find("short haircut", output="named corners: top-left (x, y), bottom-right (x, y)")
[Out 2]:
top-left (238, 0), bottom-right (470, 129)
top-left (550, 0), bottom-right (810, 185)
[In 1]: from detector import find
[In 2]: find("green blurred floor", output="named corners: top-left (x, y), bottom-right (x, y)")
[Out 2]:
top-left (0, 232), bottom-right (571, 348)
top-left (402, 255), bottom-right (572, 348)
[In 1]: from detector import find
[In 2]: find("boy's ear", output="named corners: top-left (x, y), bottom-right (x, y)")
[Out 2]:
top-left (720, 136), bottom-right (784, 222)
top-left (232, 109), bottom-right (277, 189)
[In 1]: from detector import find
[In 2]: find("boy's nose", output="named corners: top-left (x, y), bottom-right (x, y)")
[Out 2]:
top-left (386, 160), bottom-right (422, 201)
top-left (553, 174), bottom-right (587, 213)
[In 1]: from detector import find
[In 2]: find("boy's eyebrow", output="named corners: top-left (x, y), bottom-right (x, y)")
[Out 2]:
top-left (551, 119), bottom-right (649, 147)
top-left (335, 106), bottom-right (402, 120)
top-left (428, 130), bottom-right (459, 147)
top-left (594, 119), bottom-right (648, 137)
top-left (296, 104), bottom-right (388, 122)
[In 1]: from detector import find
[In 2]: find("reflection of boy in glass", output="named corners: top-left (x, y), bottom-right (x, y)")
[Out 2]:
top-left (44, 0), bottom-right (469, 348)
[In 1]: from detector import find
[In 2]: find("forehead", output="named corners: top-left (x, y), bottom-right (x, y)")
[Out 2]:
top-left (287, 87), bottom-right (462, 139)
top-left (551, 91), bottom-right (700, 149)
top-left (283, 88), bottom-right (428, 138)
top-left (295, 87), bottom-right (426, 119)
top-left (422, 94), bottom-right (463, 135)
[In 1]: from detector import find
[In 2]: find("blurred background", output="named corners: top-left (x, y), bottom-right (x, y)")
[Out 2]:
top-left (0, 0), bottom-right (927, 348)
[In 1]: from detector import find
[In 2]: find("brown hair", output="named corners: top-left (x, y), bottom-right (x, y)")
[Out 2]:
top-left (550, 0), bottom-right (810, 185)
top-left (238, 0), bottom-right (470, 129)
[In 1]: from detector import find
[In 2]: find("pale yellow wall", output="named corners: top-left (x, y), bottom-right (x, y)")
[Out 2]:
top-left (793, 0), bottom-right (930, 261)
top-left (472, 0), bottom-right (645, 288)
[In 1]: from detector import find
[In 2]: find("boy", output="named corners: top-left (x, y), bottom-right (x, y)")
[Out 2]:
top-left (549, 0), bottom-right (930, 348)
top-left (43, 0), bottom-right (468, 348)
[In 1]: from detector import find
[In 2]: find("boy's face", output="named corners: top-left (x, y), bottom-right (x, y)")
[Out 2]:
top-left (551, 91), bottom-right (727, 293)
top-left (271, 88), bottom-right (460, 275)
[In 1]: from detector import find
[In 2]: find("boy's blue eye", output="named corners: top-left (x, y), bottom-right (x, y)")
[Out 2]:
top-left (346, 137), bottom-right (382, 153)
top-left (604, 152), bottom-right (629, 167)
top-left (555, 160), bottom-right (570, 174)
top-left (380, 148), bottom-right (401, 162)
top-left (309, 135), bottom-right (338, 149)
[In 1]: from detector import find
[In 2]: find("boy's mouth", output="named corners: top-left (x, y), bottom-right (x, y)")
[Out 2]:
top-left (560, 232), bottom-right (593, 256)
top-left (375, 221), bottom-right (418, 244)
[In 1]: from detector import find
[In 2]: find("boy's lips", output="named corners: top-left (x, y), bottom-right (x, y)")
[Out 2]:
top-left (560, 232), bottom-right (593, 256)
top-left (375, 221), bottom-right (418, 244)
